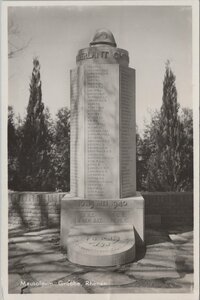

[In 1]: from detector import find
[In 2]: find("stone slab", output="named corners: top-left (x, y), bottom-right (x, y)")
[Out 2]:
top-left (28, 282), bottom-right (87, 294)
top-left (70, 64), bottom-right (120, 199)
top-left (173, 273), bottom-right (193, 287)
top-left (29, 271), bottom-right (75, 284)
top-left (84, 64), bottom-right (120, 199)
top-left (80, 271), bottom-right (135, 286)
top-left (61, 193), bottom-right (144, 249)
top-left (66, 225), bottom-right (135, 266)
top-left (23, 261), bottom-right (70, 274)
top-left (129, 269), bottom-right (180, 280)
top-left (119, 66), bottom-right (136, 197)
top-left (20, 252), bottom-right (65, 265)
top-left (70, 63), bottom-right (136, 200)
top-left (23, 228), bottom-right (59, 236)
top-left (8, 226), bottom-right (194, 294)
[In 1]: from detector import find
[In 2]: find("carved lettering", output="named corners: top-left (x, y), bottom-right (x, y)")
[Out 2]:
top-left (85, 65), bottom-right (119, 199)
top-left (120, 67), bottom-right (136, 197)
top-left (75, 210), bottom-right (129, 224)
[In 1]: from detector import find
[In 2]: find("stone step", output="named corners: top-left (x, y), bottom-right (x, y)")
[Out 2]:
top-left (66, 224), bottom-right (135, 266)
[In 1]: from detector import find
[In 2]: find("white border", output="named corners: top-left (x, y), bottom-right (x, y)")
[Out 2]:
top-left (1, 0), bottom-right (199, 7)
top-left (1, 1), bottom-right (199, 300)
top-left (192, 2), bottom-right (199, 298)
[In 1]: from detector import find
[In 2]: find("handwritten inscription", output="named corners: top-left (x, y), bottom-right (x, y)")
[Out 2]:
top-left (71, 234), bottom-right (132, 252)
top-left (87, 236), bottom-right (120, 248)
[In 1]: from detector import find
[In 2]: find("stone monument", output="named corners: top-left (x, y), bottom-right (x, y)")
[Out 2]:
top-left (61, 29), bottom-right (144, 266)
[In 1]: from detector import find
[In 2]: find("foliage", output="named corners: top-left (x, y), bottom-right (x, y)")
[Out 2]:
top-left (178, 108), bottom-right (193, 190)
top-left (52, 107), bottom-right (70, 192)
top-left (8, 106), bottom-right (21, 190)
top-left (8, 59), bottom-right (193, 192)
top-left (137, 62), bottom-right (193, 191)
top-left (17, 58), bottom-right (53, 191)
top-left (136, 130), bottom-right (150, 191)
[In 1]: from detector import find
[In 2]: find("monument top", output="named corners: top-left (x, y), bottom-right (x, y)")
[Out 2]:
top-left (90, 28), bottom-right (117, 47)
top-left (76, 29), bottom-right (129, 66)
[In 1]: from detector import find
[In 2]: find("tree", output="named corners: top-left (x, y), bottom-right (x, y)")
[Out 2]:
top-left (8, 106), bottom-right (20, 190)
top-left (157, 61), bottom-right (181, 190)
top-left (178, 108), bottom-right (193, 190)
top-left (18, 58), bottom-right (53, 191)
top-left (138, 110), bottom-right (164, 191)
top-left (136, 129), bottom-right (150, 191)
top-left (138, 62), bottom-right (193, 191)
top-left (52, 107), bottom-right (70, 192)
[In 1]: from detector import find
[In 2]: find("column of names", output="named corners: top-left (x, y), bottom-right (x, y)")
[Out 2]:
top-left (120, 67), bottom-right (136, 197)
top-left (70, 69), bottom-right (78, 196)
top-left (85, 65), bottom-right (119, 199)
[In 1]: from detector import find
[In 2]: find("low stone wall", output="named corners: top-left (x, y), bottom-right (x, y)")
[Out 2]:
top-left (8, 191), bottom-right (193, 231)
top-left (143, 192), bottom-right (193, 227)
top-left (8, 192), bottom-right (66, 230)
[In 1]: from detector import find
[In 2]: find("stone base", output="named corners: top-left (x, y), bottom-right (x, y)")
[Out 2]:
top-left (61, 193), bottom-right (145, 255)
top-left (67, 224), bottom-right (135, 266)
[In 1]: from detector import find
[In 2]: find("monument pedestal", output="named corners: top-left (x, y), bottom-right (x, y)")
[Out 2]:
top-left (66, 224), bottom-right (135, 266)
top-left (61, 193), bottom-right (144, 265)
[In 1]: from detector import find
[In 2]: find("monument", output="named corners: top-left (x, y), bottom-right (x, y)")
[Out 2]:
top-left (61, 29), bottom-right (144, 266)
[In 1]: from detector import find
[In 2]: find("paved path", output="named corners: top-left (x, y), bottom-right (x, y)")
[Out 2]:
top-left (8, 226), bottom-right (193, 294)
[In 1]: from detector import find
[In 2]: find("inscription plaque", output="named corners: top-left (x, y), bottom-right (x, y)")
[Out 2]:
top-left (70, 63), bottom-right (136, 199)
top-left (67, 225), bottom-right (135, 266)
top-left (85, 64), bottom-right (119, 199)
top-left (120, 66), bottom-right (136, 197)
top-left (61, 195), bottom-right (144, 247)
top-left (70, 68), bottom-right (85, 197)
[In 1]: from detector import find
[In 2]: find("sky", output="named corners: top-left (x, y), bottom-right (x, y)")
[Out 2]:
top-left (8, 4), bottom-right (192, 133)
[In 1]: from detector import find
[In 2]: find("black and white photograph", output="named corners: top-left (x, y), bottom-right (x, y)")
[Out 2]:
top-left (1, 0), bottom-right (199, 298)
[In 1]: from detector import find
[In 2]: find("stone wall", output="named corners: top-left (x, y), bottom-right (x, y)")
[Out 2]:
top-left (8, 192), bottom-right (66, 231)
top-left (143, 192), bottom-right (193, 227)
top-left (8, 192), bottom-right (193, 231)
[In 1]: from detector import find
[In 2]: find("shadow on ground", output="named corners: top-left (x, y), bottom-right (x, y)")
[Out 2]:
top-left (8, 224), bottom-right (193, 294)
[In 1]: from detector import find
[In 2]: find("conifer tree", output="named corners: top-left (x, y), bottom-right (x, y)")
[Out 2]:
top-left (145, 62), bottom-right (185, 191)
top-left (158, 61), bottom-right (182, 190)
top-left (8, 106), bottom-right (20, 189)
top-left (19, 58), bottom-right (52, 191)
top-left (53, 107), bottom-right (70, 191)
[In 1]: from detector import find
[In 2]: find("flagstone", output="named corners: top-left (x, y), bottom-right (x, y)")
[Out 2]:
top-left (126, 269), bottom-right (180, 280)
top-left (28, 283), bottom-right (87, 294)
top-left (23, 228), bottom-right (60, 236)
top-left (20, 252), bottom-right (65, 265)
top-left (8, 225), bottom-right (194, 294)
top-left (174, 273), bottom-right (193, 285)
top-left (80, 271), bottom-right (135, 286)
top-left (23, 262), bottom-right (70, 273)
top-left (28, 271), bottom-right (75, 284)
top-left (169, 234), bottom-right (189, 243)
